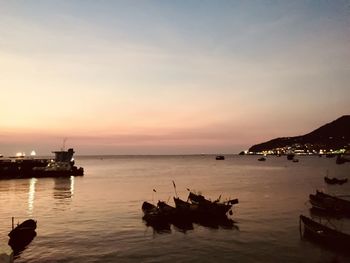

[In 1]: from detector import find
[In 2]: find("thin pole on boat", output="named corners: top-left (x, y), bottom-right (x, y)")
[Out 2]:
top-left (186, 188), bottom-right (191, 202)
top-left (152, 189), bottom-right (156, 203)
top-left (12, 217), bottom-right (14, 230)
top-left (172, 180), bottom-right (178, 198)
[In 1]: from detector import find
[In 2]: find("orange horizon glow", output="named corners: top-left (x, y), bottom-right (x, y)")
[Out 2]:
top-left (1, 1), bottom-right (349, 155)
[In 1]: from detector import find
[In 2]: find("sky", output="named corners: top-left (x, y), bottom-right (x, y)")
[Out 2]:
top-left (0, 0), bottom-right (349, 155)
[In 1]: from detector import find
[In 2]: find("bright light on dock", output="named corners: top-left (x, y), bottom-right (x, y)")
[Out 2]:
top-left (30, 150), bottom-right (36, 156)
top-left (16, 152), bottom-right (25, 157)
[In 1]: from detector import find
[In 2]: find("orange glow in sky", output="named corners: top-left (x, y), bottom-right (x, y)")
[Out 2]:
top-left (1, 1), bottom-right (349, 155)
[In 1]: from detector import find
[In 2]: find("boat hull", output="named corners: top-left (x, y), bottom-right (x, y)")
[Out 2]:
top-left (324, 176), bottom-right (348, 185)
top-left (300, 215), bottom-right (350, 252)
top-left (8, 219), bottom-right (37, 254)
top-left (309, 191), bottom-right (350, 216)
top-left (0, 165), bottom-right (84, 179)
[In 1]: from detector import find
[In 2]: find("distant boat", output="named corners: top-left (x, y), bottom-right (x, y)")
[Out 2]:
top-left (215, 155), bottom-right (225, 160)
top-left (336, 154), bottom-right (350, 164)
top-left (326, 153), bottom-right (336, 158)
top-left (287, 153), bottom-right (295, 160)
top-left (293, 158), bottom-right (299, 163)
top-left (258, 157), bottom-right (266, 161)
top-left (324, 176), bottom-right (348, 185)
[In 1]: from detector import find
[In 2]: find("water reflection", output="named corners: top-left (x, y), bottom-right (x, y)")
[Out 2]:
top-left (143, 215), bottom-right (239, 234)
top-left (24, 176), bottom-right (75, 213)
top-left (28, 178), bottom-right (37, 215)
top-left (53, 176), bottom-right (74, 204)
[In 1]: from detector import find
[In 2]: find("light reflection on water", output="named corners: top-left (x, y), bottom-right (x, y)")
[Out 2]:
top-left (28, 178), bottom-right (37, 215)
top-left (53, 177), bottom-right (74, 200)
top-left (0, 155), bottom-right (349, 263)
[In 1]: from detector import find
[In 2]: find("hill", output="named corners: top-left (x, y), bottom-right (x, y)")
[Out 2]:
top-left (248, 115), bottom-right (350, 153)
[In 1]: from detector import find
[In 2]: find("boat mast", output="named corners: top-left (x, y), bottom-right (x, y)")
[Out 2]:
top-left (61, 138), bottom-right (67, 151)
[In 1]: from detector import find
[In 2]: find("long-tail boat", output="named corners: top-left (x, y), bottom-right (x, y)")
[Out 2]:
top-left (8, 218), bottom-right (37, 254)
top-left (324, 176), bottom-right (348, 185)
top-left (309, 190), bottom-right (350, 216)
top-left (300, 215), bottom-right (350, 252)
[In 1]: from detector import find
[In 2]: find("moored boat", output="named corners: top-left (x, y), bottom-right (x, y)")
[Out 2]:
top-left (8, 218), bottom-right (37, 254)
top-left (173, 196), bottom-right (235, 228)
top-left (287, 152), bottom-right (295, 160)
top-left (300, 215), bottom-right (350, 252)
top-left (324, 176), bottom-right (348, 185)
top-left (157, 201), bottom-right (194, 231)
top-left (309, 191), bottom-right (350, 216)
top-left (336, 154), bottom-right (350, 164)
top-left (142, 189), bottom-right (239, 231)
top-left (141, 201), bottom-right (157, 214)
top-left (141, 201), bottom-right (171, 232)
top-left (187, 192), bottom-right (238, 217)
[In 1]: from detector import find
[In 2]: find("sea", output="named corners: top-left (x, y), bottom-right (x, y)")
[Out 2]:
top-left (1, 155), bottom-right (350, 263)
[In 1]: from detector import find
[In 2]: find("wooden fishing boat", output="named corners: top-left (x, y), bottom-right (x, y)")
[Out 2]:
top-left (300, 215), bottom-right (350, 252)
top-left (188, 192), bottom-right (238, 216)
top-left (141, 201), bottom-right (158, 214)
top-left (8, 218), bottom-right (37, 253)
top-left (157, 201), bottom-right (177, 216)
top-left (141, 201), bottom-right (171, 232)
top-left (174, 197), bottom-right (198, 211)
top-left (8, 219), bottom-right (36, 239)
top-left (142, 184), bottom-right (239, 231)
top-left (173, 197), bottom-right (235, 228)
top-left (157, 201), bottom-right (194, 231)
top-left (173, 197), bottom-right (200, 221)
top-left (309, 191), bottom-right (350, 215)
top-left (142, 200), bottom-right (194, 232)
top-left (324, 176), bottom-right (348, 185)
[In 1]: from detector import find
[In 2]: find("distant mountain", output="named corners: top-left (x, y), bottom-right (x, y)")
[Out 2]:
top-left (248, 115), bottom-right (350, 153)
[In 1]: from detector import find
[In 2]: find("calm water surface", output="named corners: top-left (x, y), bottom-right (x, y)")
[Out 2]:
top-left (1, 155), bottom-right (350, 262)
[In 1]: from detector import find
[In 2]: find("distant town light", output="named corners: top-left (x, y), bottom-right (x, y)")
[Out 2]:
top-left (16, 152), bottom-right (25, 157)
top-left (30, 150), bottom-right (36, 156)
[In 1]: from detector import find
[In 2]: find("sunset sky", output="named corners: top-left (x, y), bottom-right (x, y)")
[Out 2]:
top-left (1, 1), bottom-right (349, 155)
